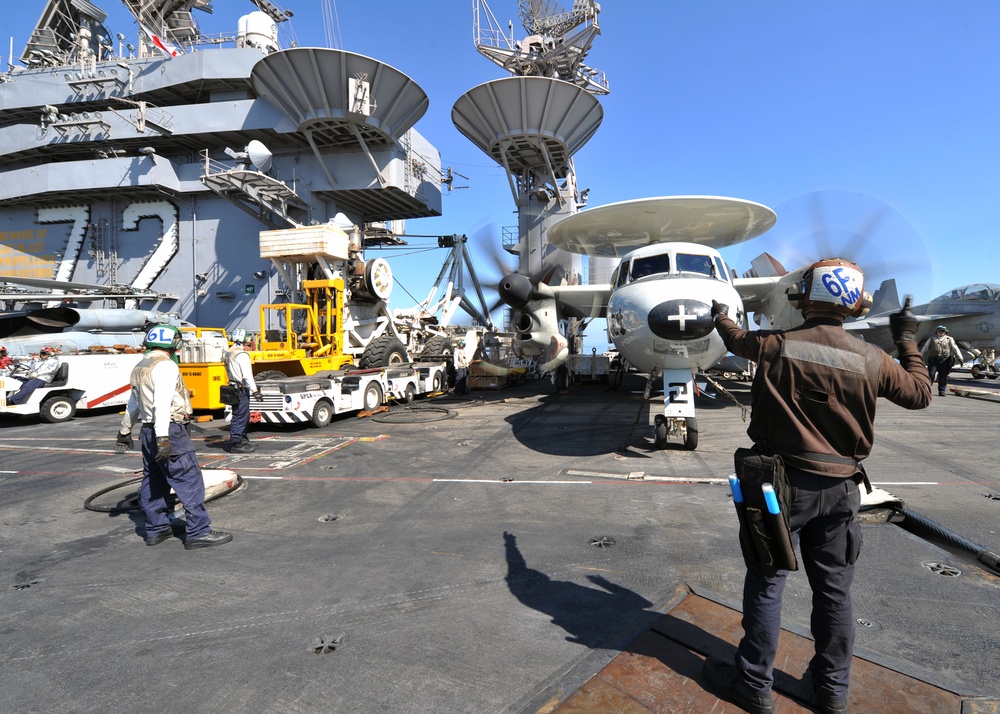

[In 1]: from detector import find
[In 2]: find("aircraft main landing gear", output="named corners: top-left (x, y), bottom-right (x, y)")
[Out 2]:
top-left (654, 415), bottom-right (699, 450)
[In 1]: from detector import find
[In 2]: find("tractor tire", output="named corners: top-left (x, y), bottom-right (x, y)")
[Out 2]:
top-left (40, 395), bottom-right (77, 423)
top-left (362, 381), bottom-right (384, 411)
top-left (419, 335), bottom-right (453, 361)
top-left (311, 399), bottom-right (333, 428)
top-left (255, 370), bottom-right (287, 381)
top-left (359, 336), bottom-right (409, 368)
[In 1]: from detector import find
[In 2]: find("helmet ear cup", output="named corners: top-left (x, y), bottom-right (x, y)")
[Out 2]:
top-left (786, 276), bottom-right (807, 307)
top-left (850, 291), bottom-right (873, 318)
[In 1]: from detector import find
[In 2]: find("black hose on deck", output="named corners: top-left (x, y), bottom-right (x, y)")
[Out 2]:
top-left (895, 508), bottom-right (1000, 574)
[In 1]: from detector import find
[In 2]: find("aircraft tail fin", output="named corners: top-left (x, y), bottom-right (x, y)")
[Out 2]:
top-left (742, 252), bottom-right (788, 278)
top-left (869, 279), bottom-right (901, 315)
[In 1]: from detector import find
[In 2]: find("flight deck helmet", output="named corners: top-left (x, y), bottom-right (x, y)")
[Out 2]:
top-left (144, 324), bottom-right (184, 351)
top-left (39, 346), bottom-right (56, 357)
top-left (787, 258), bottom-right (873, 318)
top-left (230, 327), bottom-right (248, 344)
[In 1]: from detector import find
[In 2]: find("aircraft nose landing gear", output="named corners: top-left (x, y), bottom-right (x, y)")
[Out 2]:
top-left (654, 414), bottom-right (699, 450)
top-left (971, 349), bottom-right (1000, 379)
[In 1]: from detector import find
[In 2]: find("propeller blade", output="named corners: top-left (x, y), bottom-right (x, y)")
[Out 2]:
top-left (733, 189), bottom-right (932, 303)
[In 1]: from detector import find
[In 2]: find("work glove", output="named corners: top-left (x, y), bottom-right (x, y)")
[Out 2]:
top-left (889, 295), bottom-right (917, 343)
top-left (154, 437), bottom-right (172, 463)
top-left (253, 390), bottom-right (264, 402)
top-left (115, 431), bottom-right (134, 454)
top-left (711, 300), bottom-right (729, 319)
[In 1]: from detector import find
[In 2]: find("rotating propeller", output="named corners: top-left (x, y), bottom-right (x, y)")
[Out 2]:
top-left (731, 189), bottom-right (933, 323)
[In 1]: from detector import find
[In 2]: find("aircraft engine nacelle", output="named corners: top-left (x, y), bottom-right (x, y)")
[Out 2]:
top-left (498, 273), bottom-right (569, 370)
top-left (27, 307), bottom-right (184, 331)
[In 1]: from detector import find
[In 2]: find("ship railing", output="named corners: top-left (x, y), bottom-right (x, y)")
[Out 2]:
top-left (201, 150), bottom-right (284, 183)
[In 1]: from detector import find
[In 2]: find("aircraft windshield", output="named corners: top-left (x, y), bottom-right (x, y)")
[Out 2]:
top-left (630, 254), bottom-right (670, 281)
top-left (933, 283), bottom-right (1000, 301)
top-left (677, 253), bottom-right (715, 277)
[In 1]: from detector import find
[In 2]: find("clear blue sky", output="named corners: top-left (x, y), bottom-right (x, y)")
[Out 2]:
top-left (8, 1), bottom-right (1000, 348)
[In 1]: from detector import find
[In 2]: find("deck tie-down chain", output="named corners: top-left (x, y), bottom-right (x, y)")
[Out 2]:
top-left (701, 373), bottom-right (750, 422)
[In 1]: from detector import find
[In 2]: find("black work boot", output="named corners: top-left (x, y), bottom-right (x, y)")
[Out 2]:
top-left (805, 669), bottom-right (849, 713)
top-left (702, 656), bottom-right (775, 714)
top-left (230, 441), bottom-right (254, 453)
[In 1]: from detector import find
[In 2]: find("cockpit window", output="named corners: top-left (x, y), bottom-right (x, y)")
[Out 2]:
top-left (713, 256), bottom-right (731, 283)
top-left (933, 284), bottom-right (1000, 301)
top-left (630, 254), bottom-right (670, 281)
top-left (963, 284), bottom-right (994, 301)
top-left (677, 253), bottom-right (715, 276)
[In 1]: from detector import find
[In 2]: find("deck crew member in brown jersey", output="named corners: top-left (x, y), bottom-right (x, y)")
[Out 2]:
top-left (702, 258), bottom-right (931, 714)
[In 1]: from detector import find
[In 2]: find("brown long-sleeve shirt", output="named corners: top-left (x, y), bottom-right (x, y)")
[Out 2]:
top-left (715, 314), bottom-right (931, 476)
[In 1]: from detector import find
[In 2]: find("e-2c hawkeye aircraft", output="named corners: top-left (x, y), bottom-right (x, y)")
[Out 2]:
top-left (496, 195), bottom-right (808, 450)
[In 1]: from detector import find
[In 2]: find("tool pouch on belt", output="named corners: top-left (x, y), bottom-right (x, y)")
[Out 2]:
top-left (733, 447), bottom-right (798, 576)
top-left (219, 384), bottom-right (240, 406)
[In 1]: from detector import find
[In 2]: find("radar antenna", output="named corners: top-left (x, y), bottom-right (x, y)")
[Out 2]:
top-left (474, 0), bottom-right (607, 95)
top-left (457, 0), bottom-right (615, 365)
top-left (120, 0), bottom-right (214, 51)
top-left (20, 0), bottom-right (112, 68)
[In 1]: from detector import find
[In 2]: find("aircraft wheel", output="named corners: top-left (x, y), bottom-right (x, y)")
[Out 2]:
top-left (311, 400), bottom-right (333, 428)
top-left (363, 381), bottom-right (384, 411)
top-left (40, 395), bottom-right (77, 423)
top-left (654, 419), bottom-right (669, 449)
top-left (683, 417), bottom-right (699, 450)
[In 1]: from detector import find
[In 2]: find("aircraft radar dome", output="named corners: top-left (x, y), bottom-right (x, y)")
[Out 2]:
top-left (238, 12), bottom-right (279, 54)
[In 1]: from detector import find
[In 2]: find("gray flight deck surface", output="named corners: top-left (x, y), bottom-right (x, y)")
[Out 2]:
top-left (2, 372), bottom-right (999, 713)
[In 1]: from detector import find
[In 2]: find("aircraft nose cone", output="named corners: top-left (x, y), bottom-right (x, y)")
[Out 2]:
top-left (647, 300), bottom-right (714, 340)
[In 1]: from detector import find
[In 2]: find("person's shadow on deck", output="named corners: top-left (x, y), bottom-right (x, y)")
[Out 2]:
top-left (503, 530), bottom-right (654, 647)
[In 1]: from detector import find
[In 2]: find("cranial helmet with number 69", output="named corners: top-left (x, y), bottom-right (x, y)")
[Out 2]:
top-left (787, 257), bottom-right (873, 318)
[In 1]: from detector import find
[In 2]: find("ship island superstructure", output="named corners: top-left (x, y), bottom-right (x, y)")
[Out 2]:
top-left (0, 0), bottom-right (443, 333)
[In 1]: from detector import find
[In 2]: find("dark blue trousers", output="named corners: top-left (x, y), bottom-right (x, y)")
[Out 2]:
top-left (9, 378), bottom-right (45, 405)
top-left (736, 469), bottom-right (862, 702)
top-left (229, 388), bottom-right (250, 444)
top-left (139, 423), bottom-right (211, 539)
top-left (927, 358), bottom-right (952, 395)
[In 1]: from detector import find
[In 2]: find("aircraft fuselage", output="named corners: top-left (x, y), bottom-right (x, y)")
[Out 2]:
top-left (606, 242), bottom-right (742, 373)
